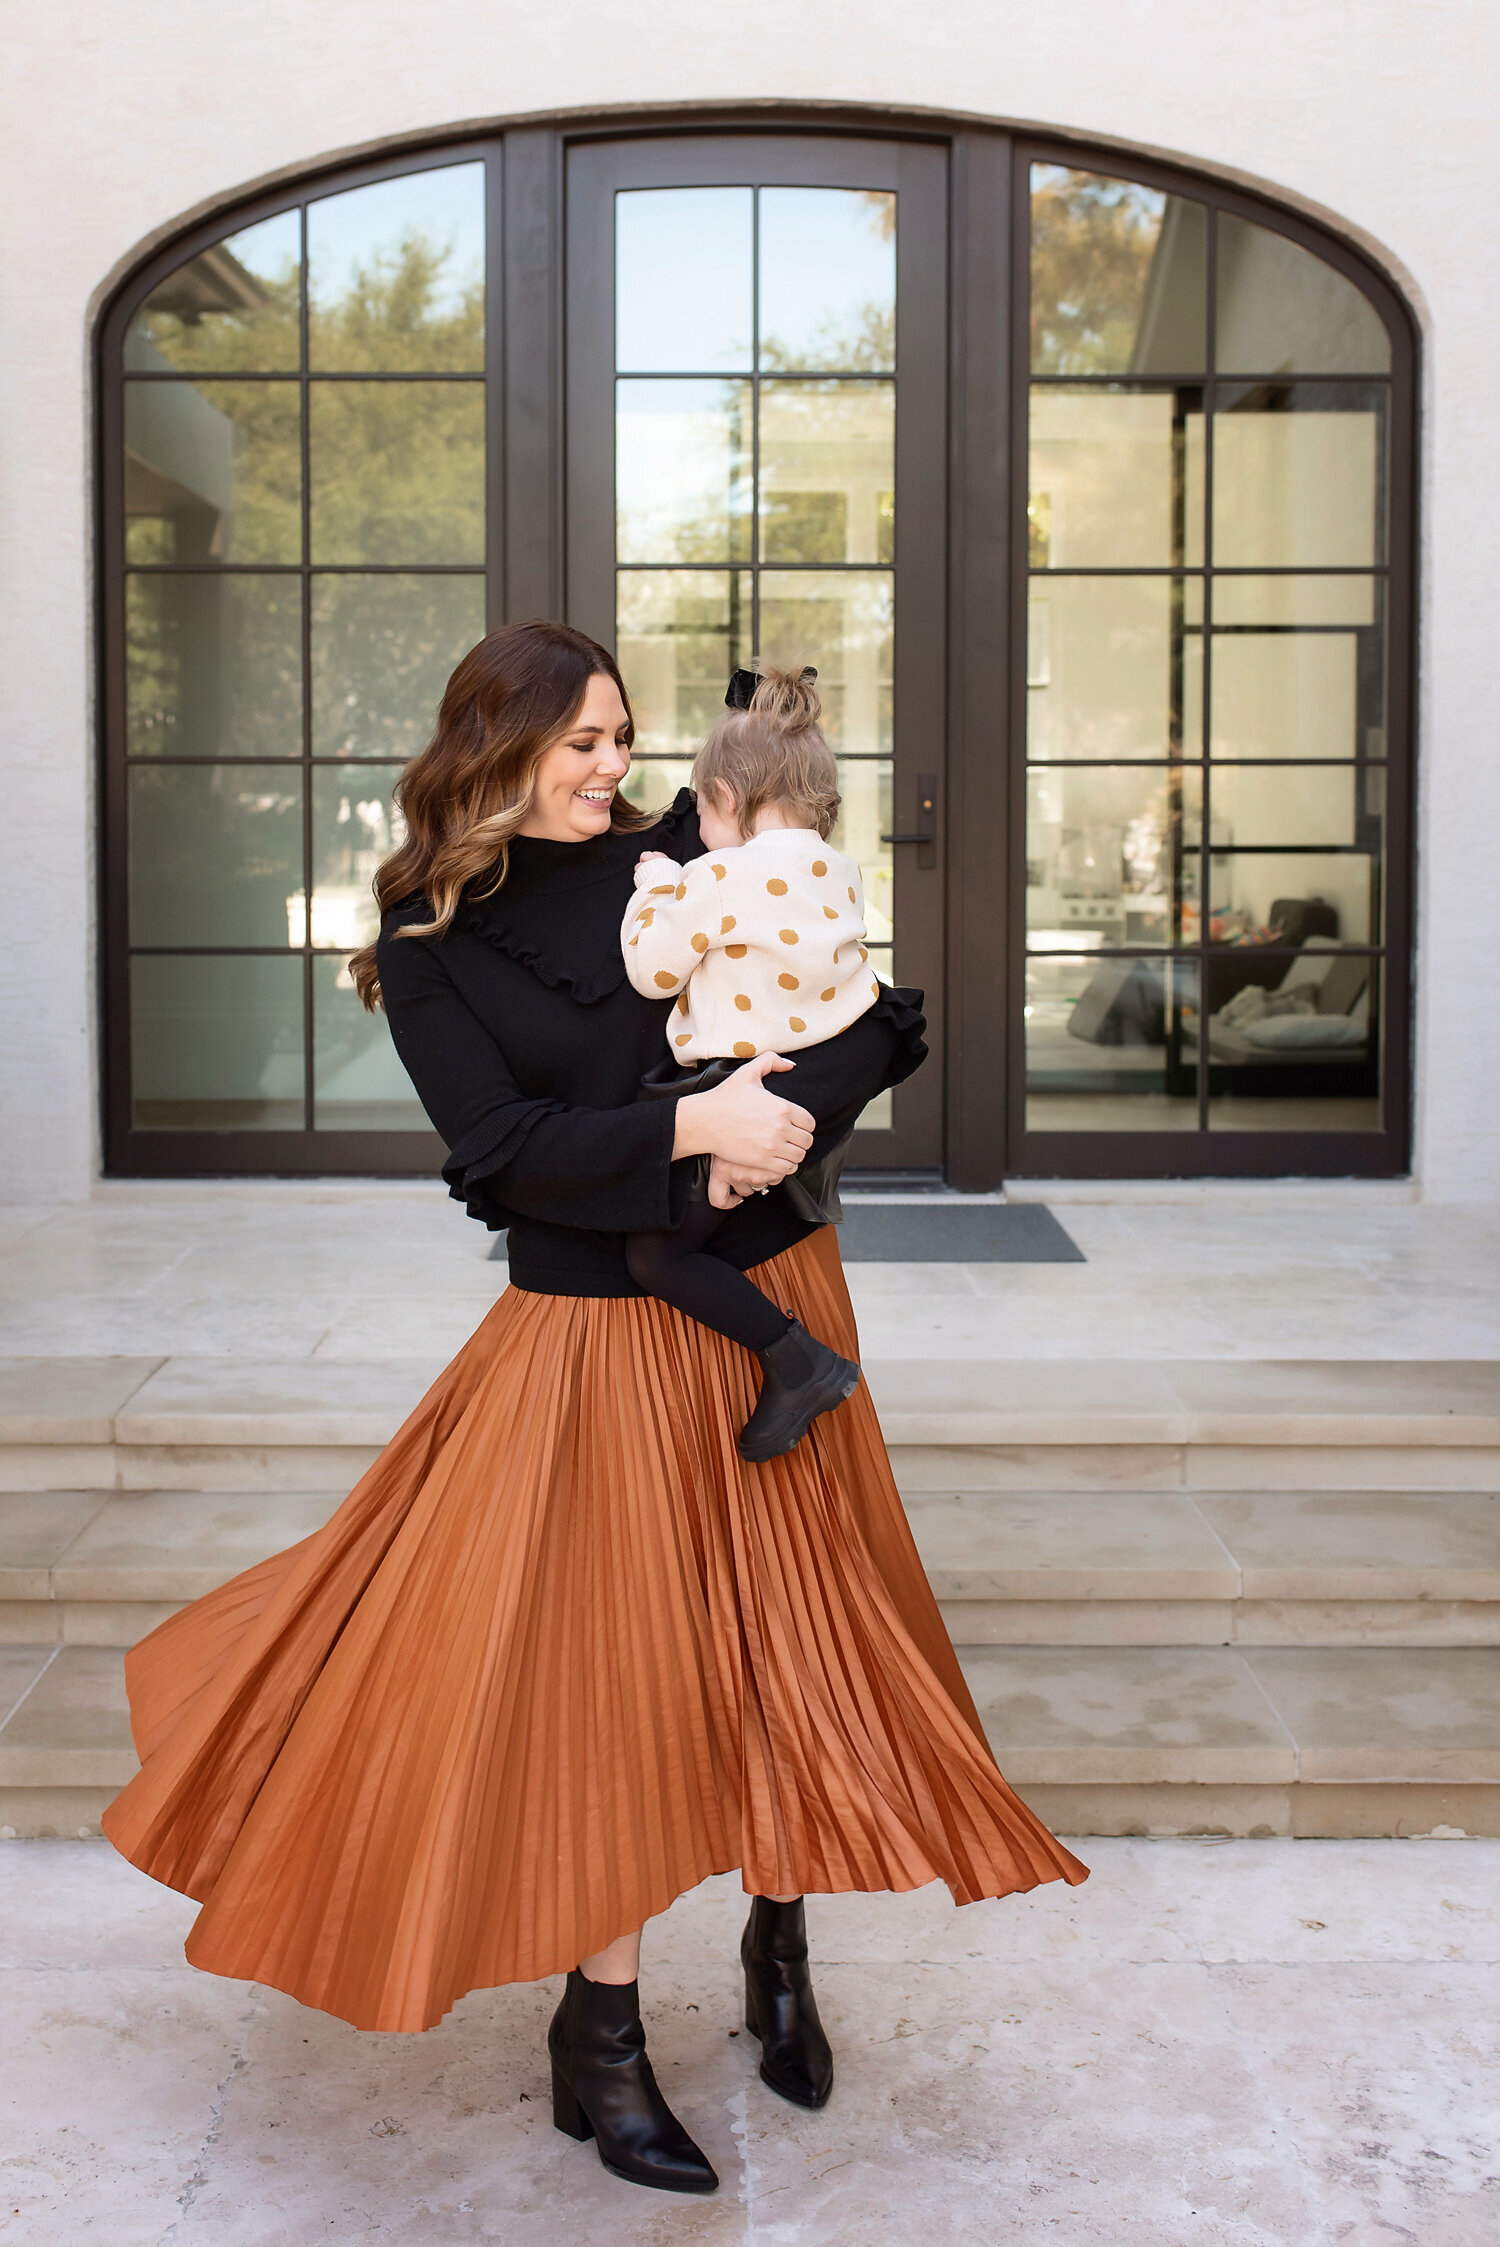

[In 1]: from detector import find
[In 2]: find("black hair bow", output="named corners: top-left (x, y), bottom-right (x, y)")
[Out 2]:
top-left (724, 665), bottom-right (817, 710)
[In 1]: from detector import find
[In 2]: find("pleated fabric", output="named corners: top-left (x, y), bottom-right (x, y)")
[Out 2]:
top-left (103, 1228), bottom-right (1087, 2031)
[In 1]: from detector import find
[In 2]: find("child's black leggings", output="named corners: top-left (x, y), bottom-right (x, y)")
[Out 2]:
top-left (624, 1199), bottom-right (791, 1353)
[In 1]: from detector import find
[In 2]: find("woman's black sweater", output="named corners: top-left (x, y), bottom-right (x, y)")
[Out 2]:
top-left (375, 793), bottom-right (926, 1298)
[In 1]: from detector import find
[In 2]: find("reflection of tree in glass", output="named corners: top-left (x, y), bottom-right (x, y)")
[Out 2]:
top-left (760, 298), bottom-right (894, 374)
top-left (310, 233), bottom-right (484, 373)
top-left (312, 577), bottom-right (485, 756)
top-left (1031, 170), bottom-right (1163, 374)
top-left (127, 577), bottom-right (302, 759)
top-left (311, 378), bottom-right (484, 563)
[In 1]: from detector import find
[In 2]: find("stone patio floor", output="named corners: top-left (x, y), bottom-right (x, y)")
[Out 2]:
top-left (2, 1180), bottom-right (1499, 1363)
top-left (3, 1836), bottom-right (1498, 2244)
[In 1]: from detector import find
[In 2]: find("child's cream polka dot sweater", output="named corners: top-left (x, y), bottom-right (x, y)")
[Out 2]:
top-left (621, 827), bottom-right (879, 1062)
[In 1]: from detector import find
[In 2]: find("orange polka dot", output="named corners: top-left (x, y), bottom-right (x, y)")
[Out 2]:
top-left (711, 864), bottom-right (726, 879)
top-left (690, 933), bottom-right (710, 953)
top-left (858, 944), bottom-right (868, 961)
top-left (871, 979), bottom-right (880, 995)
top-left (638, 907), bottom-right (654, 926)
top-left (649, 883), bottom-right (674, 896)
top-left (676, 992), bottom-right (689, 1014)
top-left (778, 972), bottom-right (799, 990)
top-left (847, 886), bottom-right (856, 902)
top-left (734, 993), bottom-right (753, 1011)
top-left (628, 935), bottom-right (638, 947)
top-left (720, 914), bottom-right (736, 933)
top-left (726, 943), bottom-right (747, 959)
top-left (675, 1033), bottom-right (692, 1045)
top-left (823, 905), bottom-right (838, 920)
top-left (653, 971), bottom-right (677, 989)
top-left (733, 1040), bottom-right (755, 1058)
top-left (820, 987), bottom-right (836, 1001)
top-left (779, 928), bottom-right (799, 945)
top-left (674, 883), bottom-right (687, 900)
top-left (811, 860), bottom-right (827, 876)
top-left (788, 1016), bottom-right (806, 1032)
top-left (766, 877), bottom-right (788, 896)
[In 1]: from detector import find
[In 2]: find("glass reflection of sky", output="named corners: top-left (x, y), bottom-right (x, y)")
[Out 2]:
top-left (307, 164), bottom-right (485, 320)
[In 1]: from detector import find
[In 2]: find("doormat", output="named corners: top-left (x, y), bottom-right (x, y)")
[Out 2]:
top-left (489, 1201), bottom-right (1085, 1263)
top-left (835, 1200), bottom-right (1085, 1262)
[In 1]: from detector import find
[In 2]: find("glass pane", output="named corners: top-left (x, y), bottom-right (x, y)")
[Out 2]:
top-left (1208, 852), bottom-right (1375, 946)
top-left (829, 761), bottom-right (892, 945)
top-left (1216, 214), bottom-right (1390, 376)
top-left (308, 163), bottom-right (485, 372)
top-left (1213, 386), bottom-right (1383, 567)
top-left (126, 210), bottom-right (301, 374)
top-left (129, 766), bottom-right (303, 947)
top-left (311, 573), bottom-right (484, 756)
top-left (615, 571), bottom-right (752, 756)
top-left (1030, 388), bottom-right (1203, 568)
top-left (131, 954), bottom-right (303, 1130)
top-left (313, 955), bottom-right (426, 1130)
top-left (1211, 629), bottom-right (1378, 761)
top-left (759, 382), bottom-right (895, 564)
top-left (1031, 167), bottom-right (1207, 376)
top-left (616, 188), bottom-right (752, 373)
top-left (126, 574), bottom-right (301, 758)
top-left (757, 571), bottom-right (893, 756)
top-left (1213, 575), bottom-right (1376, 627)
top-left (310, 765), bottom-right (404, 950)
top-left (1027, 578), bottom-right (1202, 761)
top-left (759, 190), bottom-right (896, 373)
top-left (1027, 765), bottom-right (1201, 948)
top-left (616, 380), bottom-right (751, 564)
top-left (1025, 955), bottom-right (1200, 1130)
top-left (619, 757), bottom-right (697, 815)
top-left (1210, 765), bottom-right (1364, 848)
top-left (309, 382), bottom-right (484, 562)
top-left (125, 380), bottom-right (300, 563)
top-left (1205, 950), bottom-right (1380, 1131)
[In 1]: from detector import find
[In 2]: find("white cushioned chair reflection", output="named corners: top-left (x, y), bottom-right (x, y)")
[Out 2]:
top-left (1186, 941), bottom-right (1372, 1066)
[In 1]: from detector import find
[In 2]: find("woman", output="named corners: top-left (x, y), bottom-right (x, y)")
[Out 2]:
top-left (103, 621), bottom-right (1087, 2198)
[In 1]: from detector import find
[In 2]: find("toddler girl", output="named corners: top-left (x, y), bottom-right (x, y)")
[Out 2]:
top-left (620, 665), bottom-right (882, 1462)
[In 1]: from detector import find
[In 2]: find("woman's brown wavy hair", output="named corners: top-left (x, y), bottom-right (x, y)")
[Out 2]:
top-left (349, 619), bottom-right (651, 1010)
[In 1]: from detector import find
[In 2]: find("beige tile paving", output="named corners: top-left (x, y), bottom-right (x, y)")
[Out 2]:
top-left (7, 1841), bottom-right (1499, 2243)
top-left (907, 1490), bottom-right (1238, 1599)
top-left (1248, 1647), bottom-right (1500, 1783)
top-left (1163, 1358), bottom-right (1500, 1442)
top-left (1199, 1490), bottom-right (1500, 1599)
top-left (53, 1491), bottom-right (338, 1602)
top-left (115, 1356), bottom-right (448, 1447)
top-left (960, 1645), bottom-right (1297, 1785)
top-left (0, 1357), bottom-right (162, 1442)
top-left (0, 1646), bottom-right (136, 1787)
top-left (0, 1490), bottom-right (109, 1596)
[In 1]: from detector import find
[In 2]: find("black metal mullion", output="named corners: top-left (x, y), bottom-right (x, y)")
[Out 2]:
top-left (299, 202), bottom-right (315, 1134)
top-left (750, 188), bottom-right (761, 655)
top-left (1196, 207), bottom-right (1217, 1131)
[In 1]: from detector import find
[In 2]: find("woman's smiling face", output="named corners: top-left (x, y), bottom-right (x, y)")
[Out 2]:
top-left (518, 673), bottom-right (632, 842)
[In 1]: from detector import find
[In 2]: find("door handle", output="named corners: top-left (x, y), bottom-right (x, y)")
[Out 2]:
top-left (881, 775), bottom-right (937, 870)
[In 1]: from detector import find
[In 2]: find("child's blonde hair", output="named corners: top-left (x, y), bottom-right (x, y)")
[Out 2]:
top-left (691, 666), bottom-right (840, 842)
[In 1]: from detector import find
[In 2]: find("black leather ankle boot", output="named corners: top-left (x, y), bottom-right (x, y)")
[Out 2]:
top-left (738, 1319), bottom-right (860, 1464)
top-left (547, 1969), bottom-right (718, 2194)
top-left (741, 1897), bottom-right (834, 2109)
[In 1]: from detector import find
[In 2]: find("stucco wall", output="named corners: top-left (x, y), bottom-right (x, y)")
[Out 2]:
top-left (3, 0), bottom-right (1497, 1199)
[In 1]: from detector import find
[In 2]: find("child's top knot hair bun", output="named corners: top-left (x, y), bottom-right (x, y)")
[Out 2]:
top-left (724, 664), bottom-right (820, 728)
top-left (696, 663), bottom-right (838, 841)
top-left (748, 663), bottom-right (821, 732)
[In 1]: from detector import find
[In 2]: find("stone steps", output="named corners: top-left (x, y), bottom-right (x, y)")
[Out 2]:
top-left (2, 1353), bottom-right (1498, 1840)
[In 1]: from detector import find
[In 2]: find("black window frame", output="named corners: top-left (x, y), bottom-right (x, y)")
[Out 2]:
top-left (95, 109), bottom-right (1418, 1183)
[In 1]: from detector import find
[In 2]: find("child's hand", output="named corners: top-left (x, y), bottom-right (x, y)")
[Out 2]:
top-left (636, 850), bottom-right (671, 865)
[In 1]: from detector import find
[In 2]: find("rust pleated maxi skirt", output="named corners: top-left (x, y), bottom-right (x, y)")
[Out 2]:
top-left (104, 1227), bottom-right (1087, 2031)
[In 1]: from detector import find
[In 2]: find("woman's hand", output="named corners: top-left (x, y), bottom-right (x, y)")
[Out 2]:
top-left (672, 1053), bottom-right (814, 1184)
top-left (707, 1158), bottom-right (745, 1211)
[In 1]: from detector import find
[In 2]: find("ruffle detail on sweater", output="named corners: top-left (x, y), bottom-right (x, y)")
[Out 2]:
top-left (869, 984), bottom-right (930, 1092)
